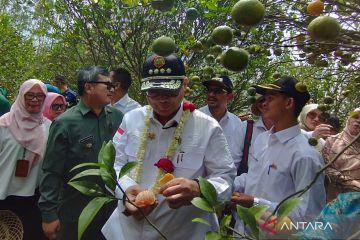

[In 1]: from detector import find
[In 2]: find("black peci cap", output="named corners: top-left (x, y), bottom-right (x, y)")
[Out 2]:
top-left (141, 54), bottom-right (186, 91)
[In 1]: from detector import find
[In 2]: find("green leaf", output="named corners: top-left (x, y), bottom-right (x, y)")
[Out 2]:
top-left (191, 197), bottom-right (214, 213)
top-left (100, 164), bottom-right (116, 192)
top-left (68, 181), bottom-right (105, 197)
top-left (205, 231), bottom-right (222, 240)
top-left (219, 214), bottom-right (232, 235)
top-left (102, 141), bottom-right (116, 167)
top-left (277, 197), bottom-right (302, 222)
top-left (192, 217), bottom-right (211, 226)
top-left (78, 197), bottom-right (115, 240)
top-left (70, 163), bottom-right (101, 172)
top-left (97, 142), bottom-right (106, 163)
top-left (122, 0), bottom-right (139, 7)
top-left (198, 177), bottom-right (218, 207)
top-left (119, 161), bottom-right (138, 179)
top-left (69, 168), bottom-right (101, 182)
top-left (236, 205), bottom-right (258, 238)
top-left (249, 204), bottom-right (269, 220)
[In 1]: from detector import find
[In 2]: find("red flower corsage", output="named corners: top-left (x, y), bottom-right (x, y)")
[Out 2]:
top-left (183, 101), bottom-right (196, 112)
top-left (154, 158), bottom-right (174, 173)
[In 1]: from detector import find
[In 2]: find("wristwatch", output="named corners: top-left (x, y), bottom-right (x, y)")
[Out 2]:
top-left (253, 197), bottom-right (260, 206)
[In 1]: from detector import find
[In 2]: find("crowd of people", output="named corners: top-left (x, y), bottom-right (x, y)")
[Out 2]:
top-left (0, 54), bottom-right (359, 240)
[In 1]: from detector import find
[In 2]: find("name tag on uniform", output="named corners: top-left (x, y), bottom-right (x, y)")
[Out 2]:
top-left (15, 159), bottom-right (30, 177)
top-left (79, 135), bottom-right (94, 148)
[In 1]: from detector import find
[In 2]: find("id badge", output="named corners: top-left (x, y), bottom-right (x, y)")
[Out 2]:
top-left (15, 159), bottom-right (30, 177)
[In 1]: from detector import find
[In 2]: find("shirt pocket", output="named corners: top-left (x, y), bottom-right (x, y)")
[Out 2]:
top-left (173, 150), bottom-right (204, 179)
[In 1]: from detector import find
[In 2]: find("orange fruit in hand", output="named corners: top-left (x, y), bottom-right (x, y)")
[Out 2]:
top-left (307, 0), bottom-right (324, 16)
top-left (135, 190), bottom-right (156, 207)
top-left (159, 173), bottom-right (175, 186)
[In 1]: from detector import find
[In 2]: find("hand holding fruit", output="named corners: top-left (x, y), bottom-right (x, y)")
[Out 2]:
top-left (159, 177), bottom-right (201, 209)
top-left (312, 123), bottom-right (333, 139)
top-left (124, 185), bottom-right (158, 221)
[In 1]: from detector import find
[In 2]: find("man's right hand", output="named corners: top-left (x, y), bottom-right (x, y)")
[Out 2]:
top-left (42, 219), bottom-right (60, 240)
top-left (124, 185), bottom-right (157, 221)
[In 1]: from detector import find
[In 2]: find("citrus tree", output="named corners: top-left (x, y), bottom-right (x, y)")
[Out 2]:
top-left (1, 0), bottom-right (359, 117)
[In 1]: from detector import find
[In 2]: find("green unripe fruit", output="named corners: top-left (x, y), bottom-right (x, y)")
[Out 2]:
top-left (152, 36), bottom-right (176, 56)
top-left (247, 87), bottom-right (256, 96)
top-left (308, 138), bottom-right (318, 146)
top-left (211, 26), bottom-right (233, 46)
top-left (323, 96), bottom-right (334, 105)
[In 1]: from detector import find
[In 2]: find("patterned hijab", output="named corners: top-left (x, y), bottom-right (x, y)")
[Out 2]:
top-left (0, 79), bottom-right (47, 161)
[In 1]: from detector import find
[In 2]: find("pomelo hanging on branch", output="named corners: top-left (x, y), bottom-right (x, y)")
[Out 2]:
top-left (211, 25), bottom-right (234, 46)
top-left (307, 16), bottom-right (341, 41)
top-left (151, 0), bottom-right (175, 12)
top-left (152, 36), bottom-right (176, 56)
top-left (186, 8), bottom-right (199, 21)
top-left (221, 47), bottom-right (249, 72)
top-left (307, 0), bottom-right (324, 16)
top-left (231, 0), bottom-right (265, 26)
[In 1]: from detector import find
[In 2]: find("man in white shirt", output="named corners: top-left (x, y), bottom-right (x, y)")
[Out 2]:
top-left (110, 67), bottom-right (141, 114)
top-left (232, 76), bottom-right (326, 234)
top-left (199, 76), bottom-right (244, 169)
top-left (102, 54), bottom-right (236, 240)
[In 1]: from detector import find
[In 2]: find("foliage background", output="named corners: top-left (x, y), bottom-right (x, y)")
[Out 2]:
top-left (0, 0), bottom-right (359, 124)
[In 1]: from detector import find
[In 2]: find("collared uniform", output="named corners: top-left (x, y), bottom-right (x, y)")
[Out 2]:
top-left (199, 105), bottom-right (244, 169)
top-left (102, 104), bottom-right (236, 240)
top-left (111, 93), bottom-right (141, 114)
top-left (235, 125), bottom-right (326, 233)
top-left (39, 100), bottom-right (123, 239)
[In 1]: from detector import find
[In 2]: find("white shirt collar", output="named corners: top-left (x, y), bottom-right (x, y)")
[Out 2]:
top-left (269, 124), bottom-right (301, 144)
top-left (254, 116), bottom-right (268, 131)
top-left (203, 105), bottom-right (229, 123)
top-left (114, 93), bottom-right (129, 107)
top-left (150, 102), bottom-right (184, 128)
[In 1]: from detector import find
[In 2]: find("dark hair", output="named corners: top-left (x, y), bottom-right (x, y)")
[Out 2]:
top-left (327, 115), bottom-right (341, 132)
top-left (111, 68), bottom-right (132, 92)
top-left (54, 75), bottom-right (67, 84)
top-left (77, 66), bottom-right (109, 96)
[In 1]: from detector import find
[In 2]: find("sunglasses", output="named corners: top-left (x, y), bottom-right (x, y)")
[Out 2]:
top-left (51, 104), bottom-right (66, 111)
top-left (307, 111), bottom-right (325, 122)
top-left (88, 81), bottom-right (115, 90)
top-left (205, 87), bottom-right (228, 94)
top-left (24, 92), bottom-right (46, 101)
top-left (146, 89), bottom-right (180, 98)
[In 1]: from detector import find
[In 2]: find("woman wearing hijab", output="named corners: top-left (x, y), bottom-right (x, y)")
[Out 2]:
top-left (298, 103), bottom-right (333, 150)
top-left (43, 92), bottom-right (67, 121)
top-left (0, 79), bottom-right (50, 240)
top-left (322, 108), bottom-right (360, 202)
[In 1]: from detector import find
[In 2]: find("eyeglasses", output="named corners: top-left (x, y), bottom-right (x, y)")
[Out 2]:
top-left (88, 81), bottom-right (115, 90)
top-left (24, 92), bottom-right (46, 101)
top-left (307, 111), bottom-right (325, 122)
top-left (205, 87), bottom-right (228, 94)
top-left (146, 89), bottom-right (180, 98)
top-left (51, 104), bottom-right (66, 111)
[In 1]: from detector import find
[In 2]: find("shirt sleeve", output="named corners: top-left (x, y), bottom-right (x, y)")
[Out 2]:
top-left (204, 126), bottom-right (237, 202)
top-left (288, 155), bottom-right (326, 222)
top-left (38, 120), bottom-right (68, 222)
top-left (113, 119), bottom-right (137, 199)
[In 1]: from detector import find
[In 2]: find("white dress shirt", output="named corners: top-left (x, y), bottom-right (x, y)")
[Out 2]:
top-left (111, 93), bottom-right (141, 114)
top-left (0, 120), bottom-right (51, 199)
top-left (199, 105), bottom-right (244, 169)
top-left (234, 124), bottom-right (325, 232)
top-left (103, 104), bottom-right (236, 240)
